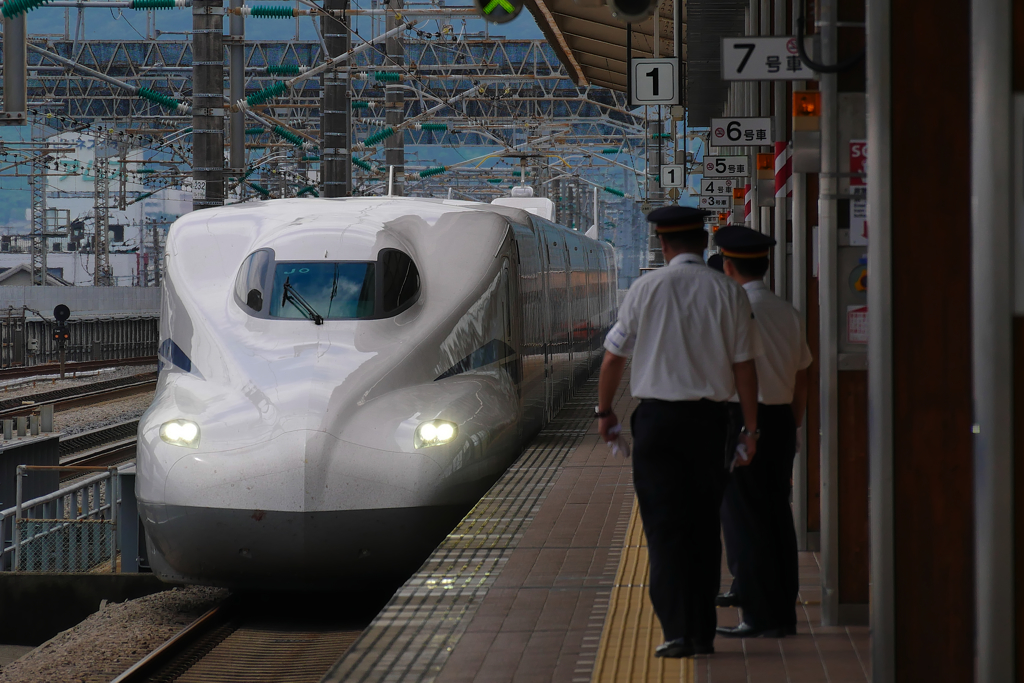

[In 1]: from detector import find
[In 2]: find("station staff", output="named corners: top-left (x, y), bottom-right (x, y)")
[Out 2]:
top-left (597, 206), bottom-right (762, 658)
top-left (713, 225), bottom-right (812, 639)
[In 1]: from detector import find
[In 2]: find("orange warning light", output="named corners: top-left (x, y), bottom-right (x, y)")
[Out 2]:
top-left (756, 153), bottom-right (773, 171)
top-left (718, 212), bottom-right (731, 223)
top-left (793, 91), bottom-right (821, 117)
top-left (733, 188), bottom-right (745, 201)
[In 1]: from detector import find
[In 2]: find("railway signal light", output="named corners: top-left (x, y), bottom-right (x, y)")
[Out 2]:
top-left (474, 0), bottom-right (523, 24)
top-left (607, 0), bottom-right (661, 24)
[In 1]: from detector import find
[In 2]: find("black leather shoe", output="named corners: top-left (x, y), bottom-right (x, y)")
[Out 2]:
top-left (716, 622), bottom-right (785, 638)
top-left (715, 591), bottom-right (741, 607)
top-left (655, 638), bottom-right (695, 658)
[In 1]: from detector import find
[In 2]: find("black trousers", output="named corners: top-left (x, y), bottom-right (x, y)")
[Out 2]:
top-left (721, 403), bottom-right (799, 630)
top-left (631, 399), bottom-right (728, 643)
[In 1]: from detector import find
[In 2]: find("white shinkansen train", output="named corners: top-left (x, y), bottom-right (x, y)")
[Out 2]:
top-left (137, 197), bottom-right (617, 588)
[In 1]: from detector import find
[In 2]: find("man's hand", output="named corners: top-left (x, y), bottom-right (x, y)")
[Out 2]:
top-left (598, 412), bottom-right (620, 442)
top-left (737, 431), bottom-right (757, 463)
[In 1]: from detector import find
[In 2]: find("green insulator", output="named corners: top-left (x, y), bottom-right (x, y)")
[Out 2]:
top-left (244, 127), bottom-right (265, 135)
top-left (373, 71), bottom-right (401, 82)
top-left (137, 168), bottom-right (156, 174)
top-left (130, 0), bottom-right (177, 9)
top-left (2, 0), bottom-right (49, 19)
top-left (137, 87), bottom-right (183, 111)
top-left (353, 158), bottom-right (375, 172)
top-left (271, 125), bottom-right (305, 147)
top-left (362, 126), bottom-right (396, 147)
top-left (301, 155), bottom-right (320, 161)
top-left (601, 148), bottom-right (619, 154)
top-left (351, 101), bottom-right (371, 109)
top-left (250, 4), bottom-right (294, 17)
top-left (486, 178), bottom-right (503, 184)
top-left (651, 133), bottom-right (672, 139)
top-left (512, 170), bottom-right (530, 177)
top-left (265, 64), bottom-right (301, 76)
top-left (419, 123), bottom-right (447, 132)
top-left (246, 81), bottom-right (288, 107)
top-left (248, 182), bottom-right (271, 196)
top-left (603, 186), bottom-right (625, 197)
top-left (296, 186), bottom-right (319, 197)
top-left (418, 166), bottom-right (447, 178)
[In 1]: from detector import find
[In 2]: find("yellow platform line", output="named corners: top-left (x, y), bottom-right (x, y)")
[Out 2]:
top-left (591, 499), bottom-right (694, 683)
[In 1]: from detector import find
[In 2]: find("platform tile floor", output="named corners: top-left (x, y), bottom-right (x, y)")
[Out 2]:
top-left (320, 370), bottom-right (871, 683)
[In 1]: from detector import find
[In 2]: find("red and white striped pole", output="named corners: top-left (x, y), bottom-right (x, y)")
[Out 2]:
top-left (744, 183), bottom-right (753, 225)
top-left (775, 141), bottom-right (793, 200)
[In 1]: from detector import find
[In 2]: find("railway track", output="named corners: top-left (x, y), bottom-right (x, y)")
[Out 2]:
top-left (59, 420), bottom-right (139, 477)
top-left (0, 372), bottom-right (157, 419)
top-left (111, 594), bottom-right (368, 683)
top-left (0, 356), bottom-right (157, 381)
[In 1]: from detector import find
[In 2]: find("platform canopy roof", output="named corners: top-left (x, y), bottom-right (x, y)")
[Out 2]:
top-left (524, 0), bottom-right (749, 126)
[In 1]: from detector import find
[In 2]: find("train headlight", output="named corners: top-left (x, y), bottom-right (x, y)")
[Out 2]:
top-left (160, 419), bottom-right (201, 448)
top-left (415, 420), bottom-right (458, 448)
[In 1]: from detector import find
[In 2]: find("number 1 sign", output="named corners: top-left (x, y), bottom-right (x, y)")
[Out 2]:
top-left (631, 58), bottom-right (679, 105)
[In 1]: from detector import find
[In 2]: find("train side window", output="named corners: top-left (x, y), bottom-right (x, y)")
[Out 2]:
top-left (234, 249), bottom-right (274, 314)
top-left (380, 249), bottom-right (420, 314)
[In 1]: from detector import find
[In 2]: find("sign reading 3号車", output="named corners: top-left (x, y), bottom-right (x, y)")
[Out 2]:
top-left (710, 118), bottom-right (773, 147)
top-left (721, 37), bottom-right (815, 81)
top-left (699, 196), bottom-right (731, 209)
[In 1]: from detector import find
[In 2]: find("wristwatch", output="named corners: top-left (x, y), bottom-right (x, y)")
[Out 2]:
top-left (595, 406), bottom-right (614, 418)
top-left (740, 426), bottom-right (761, 440)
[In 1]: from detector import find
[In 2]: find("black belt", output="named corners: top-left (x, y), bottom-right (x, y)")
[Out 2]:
top-left (640, 398), bottom-right (724, 406)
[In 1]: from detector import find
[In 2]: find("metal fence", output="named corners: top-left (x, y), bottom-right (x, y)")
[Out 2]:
top-left (0, 466), bottom-right (118, 572)
top-left (0, 308), bottom-right (159, 368)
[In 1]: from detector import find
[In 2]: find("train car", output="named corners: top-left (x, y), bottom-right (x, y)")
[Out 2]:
top-left (136, 197), bottom-right (616, 588)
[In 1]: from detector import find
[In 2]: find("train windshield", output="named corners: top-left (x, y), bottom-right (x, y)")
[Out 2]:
top-left (269, 262), bottom-right (376, 320)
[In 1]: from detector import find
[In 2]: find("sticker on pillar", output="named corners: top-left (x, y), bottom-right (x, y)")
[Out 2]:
top-left (847, 305), bottom-right (868, 344)
top-left (192, 179), bottom-right (207, 200)
top-left (848, 260), bottom-right (867, 293)
top-left (850, 189), bottom-right (868, 245)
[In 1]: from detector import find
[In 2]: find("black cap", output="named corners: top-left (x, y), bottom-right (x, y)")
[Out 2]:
top-left (714, 225), bottom-right (776, 258)
top-left (706, 253), bottom-right (724, 272)
top-left (646, 205), bottom-right (710, 234)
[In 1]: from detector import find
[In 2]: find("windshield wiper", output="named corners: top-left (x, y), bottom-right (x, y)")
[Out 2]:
top-left (282, 277), bottom-right (324, 325)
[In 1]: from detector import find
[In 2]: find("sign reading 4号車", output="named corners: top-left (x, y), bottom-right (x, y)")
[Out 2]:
top-left (710, 118), bottom-right (773, 147)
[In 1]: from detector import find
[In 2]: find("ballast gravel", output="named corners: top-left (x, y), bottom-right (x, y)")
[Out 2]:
top-left (0, 586), bottom-right (228, 683)
top-left (55, 392), bottom-right (155, 438)
top-left (0, 366), bottom-right (157, 399)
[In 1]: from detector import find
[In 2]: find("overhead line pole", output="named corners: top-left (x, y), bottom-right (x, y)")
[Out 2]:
top-left (192, 0), bottom-right (225, 209)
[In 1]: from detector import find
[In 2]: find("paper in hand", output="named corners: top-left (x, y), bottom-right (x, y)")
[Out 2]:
top-left (729, 443), bottom-right (748, 473)
top-left (606, 424), bottom-right (631, 458)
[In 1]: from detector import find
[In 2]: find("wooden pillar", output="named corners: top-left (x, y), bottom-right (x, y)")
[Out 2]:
top-left (869, 0), bottom-right (974, 679)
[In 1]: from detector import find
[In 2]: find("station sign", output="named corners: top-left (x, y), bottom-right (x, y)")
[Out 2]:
top-left (698, 196), bottom-right (731, 209)
top-left (702, 155), bottom-right (749, 177)
top-left (699, 178), bottom-right (737, 196)
top-left (721, 36), bottom-right (815, 81)
top-left (710, 117), bottom-right (773, 147)
top-left (659, 164), bottom-right (685, 188)
top-left (630, 58), bottom-right (679, 105)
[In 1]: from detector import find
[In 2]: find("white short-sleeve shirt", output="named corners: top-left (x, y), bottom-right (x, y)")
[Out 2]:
top-left (738, 280), bottom-right (813, 405)
top-left (604, 253), bottom-right (763, 401)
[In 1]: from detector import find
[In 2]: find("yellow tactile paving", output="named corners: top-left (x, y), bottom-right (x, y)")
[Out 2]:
top-left (591, 499), bottom-right (695, 683)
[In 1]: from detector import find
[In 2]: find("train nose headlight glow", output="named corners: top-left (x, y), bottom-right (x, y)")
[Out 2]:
top-left (160, 419), bottom-right (201, 448)
top-left (415, 420), bottom-right (458, 448)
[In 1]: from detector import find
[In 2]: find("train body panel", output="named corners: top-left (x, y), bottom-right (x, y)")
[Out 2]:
top-left (137, 197), bottom-right (615, 588)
